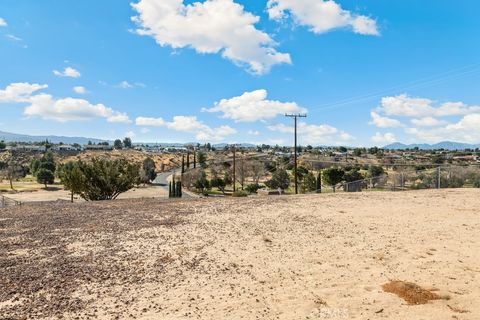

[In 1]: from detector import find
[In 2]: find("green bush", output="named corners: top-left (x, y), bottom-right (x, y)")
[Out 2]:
top-left (245, 183), bottom-right (262, 194)
top-left (36, 168), bottom-right (55, 188)
top-left (474, 180), bottom-right (480, 188)
top-left (232, 190), bottom-right (248, 197)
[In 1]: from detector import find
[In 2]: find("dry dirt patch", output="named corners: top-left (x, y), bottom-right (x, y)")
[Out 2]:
top-left (382, 280), bottom-right (448, 305)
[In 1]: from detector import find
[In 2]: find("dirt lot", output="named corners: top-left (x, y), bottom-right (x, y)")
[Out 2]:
top-left (1, 189), bottom-right (479, 319)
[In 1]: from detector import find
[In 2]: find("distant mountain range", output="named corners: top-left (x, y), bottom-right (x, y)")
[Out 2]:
top-left (0, 131), bottom-right (257, 148)
top-left (0, 130), bottom-right (108, 145)
top-left (384, 141), bottom-right (480, 150)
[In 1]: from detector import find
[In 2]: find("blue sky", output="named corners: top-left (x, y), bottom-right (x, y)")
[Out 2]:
top-left (1, 0), bottom-right (479, 146)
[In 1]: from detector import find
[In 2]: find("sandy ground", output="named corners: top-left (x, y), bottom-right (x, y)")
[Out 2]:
top-left (0, 189), bottom-right (479, 319)
top-left (2, 185), bottom-right (169, 203)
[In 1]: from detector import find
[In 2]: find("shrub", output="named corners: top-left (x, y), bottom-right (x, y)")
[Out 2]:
top-left (60, 158), bottom-right (139, 201)
top-left (245, 183), bottom-right (262, 194)
top-left (265, 168), bottom-right (290, 190)
top-left (36, 168), bottom-right (55, 188)
top-left (232, 190), bottom-right (248, 197)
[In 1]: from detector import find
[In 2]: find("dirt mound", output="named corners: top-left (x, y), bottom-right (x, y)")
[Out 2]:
top-left (382, 280), bottom-right (448, 305)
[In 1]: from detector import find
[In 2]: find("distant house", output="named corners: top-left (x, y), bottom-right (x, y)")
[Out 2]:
top-left (83, 145), bottom-right (113, 151)
top-left (6, 145), bottom-right (47, 152)
top-left (53, 144), bottom-right (81, 151)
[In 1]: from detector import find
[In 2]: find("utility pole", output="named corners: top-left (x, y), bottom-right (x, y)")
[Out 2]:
top-left (285, 113), bottom-right (307, 194)
top-left (437, 166), bottom-right (441, 189)
top-left (232, 145), bottom-right (236, 192)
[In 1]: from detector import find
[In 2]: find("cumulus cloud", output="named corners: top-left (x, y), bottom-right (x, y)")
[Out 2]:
top-left (268, 122), bottom-right (354, 145)
top-left (0, 18), bottom-right (7, 27)
top-left (371, 132), bottom-right (396, 144)
top-left (203, 89), bottom-right (306, 122)
top-left (379, 94), bottom-right (480, 118)
top-left (369, 111), bottom-right (402, 128)
top-left (135, 117), bottom-right (166, 126)
top-left (131, 0), bottom-right (291, 75)
top-left (266, 0), bottom-right (379, 35)
top-left (405, 114), bottom-right (480, 144)
top-left (166, 116), bottom-right (236, 141)
top-left (53, 67), bottom-right (81, 78)
top-left (0, 82), bottom-right (130, 124)
top-left (24, 94), bottom-right (131, 123)
top-left (410, 117), bottom-right (447, 127)
top-left (0, 83), bottom-right (48, 103)
top-left (135, 115), bottom-right (236, 141)
top-left (73, 86), bottom-right (87, 94)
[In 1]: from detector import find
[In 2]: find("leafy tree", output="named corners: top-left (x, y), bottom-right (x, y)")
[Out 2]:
top-left (344, 169), bottom-right (364, 183)
top-left (123, 137), bottom-right (132, 149)
top-left (142, 157), bottom-right (157, 182)
top-left (114, 139), bottom-right (123, 149)
top-left (1, 160), bottom-right (23, 190)
top-left (322, 167), bottom-right (345, 192)
top-left (265, 168), bottom-right (290, 190)
top-left (30, 159), bottom-right (41, 176)
top-left (294, 166), bottom-right (309, 181)
top-left (245, 183), bottom-right (262, 194)
top-left (70, 158), bottom-right (139, 201)
top-left (58, 162), bottom-right (85, 202)
top-left (367, 165), bottom-right (385, 178)
top-left (211, 176), bottom-right (227, 194)
top-left (39, 152), bottom-right (56, 173)
top-left (301, 172), bottom-right (317, 193)
top-left (36, 168), bottom-right (55, 188)
top-left (367, 165), bottom-right (386, 188)
top-left (0, 140), bottom-right (6, 150)
top-left (193, 170), bottom-right (210, 194)
top-left (197, 151), bottom-right (207, 168)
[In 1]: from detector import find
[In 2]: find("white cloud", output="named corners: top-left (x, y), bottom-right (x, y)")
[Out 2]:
top-left (0, 83), bottom-right (48, 103)
top-left (73, 86), bottom-right (87, 94)
top-left (379, 94), bottom-right (480, 118)
top-left (24, 94), bottom-right (131, 123)
top-left (118, 81), bottom-right (133, 89)
top-left (371, 132), bottom-right (396, 144)
top-left (0, 18), bottom-right (7, 27)
top-left (268, 122), bottom-right (354, 145)
top-left (369, 111), bottom-right (403, 128)
top-left (140, 128), bottom-right (150, 134)
top-left (405, 114), bottom-right (480, 144)
top-left (266, 0), bottom-right (379, 36)
top-left (136, 115), bottom-right (236, 141)
top-left (131, 0), bottom-right (291, 75)
top-left (166, 115), bottom-right (236, 141)
top-left (203, 89), bottom-right (306, 122)
top-left (53, 67), bottom-right (81, 78)
top-left (5, 34), bottom-right (22, 41)
top-left (248, 130), bottom-right (260, 136)
top-left (410, 117), bottom-right (447, 127)
top-left (135, 117), bottom-right (166, 126)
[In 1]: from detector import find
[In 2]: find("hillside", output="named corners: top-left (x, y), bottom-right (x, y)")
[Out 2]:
top-left (384, 141), bottom-right (480, 150)
top-left (1, 190), bottom-right (478, 319)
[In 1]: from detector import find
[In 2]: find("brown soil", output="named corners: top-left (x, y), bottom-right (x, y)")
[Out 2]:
top-left (382, 281), bottom-right (447, 305)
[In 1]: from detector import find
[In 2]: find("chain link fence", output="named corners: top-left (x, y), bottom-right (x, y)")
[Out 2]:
top-left (341, 165), bottom-right (480, 193)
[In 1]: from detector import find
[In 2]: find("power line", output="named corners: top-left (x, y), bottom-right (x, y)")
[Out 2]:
top-left (308, 63), bottom-right (480, 113)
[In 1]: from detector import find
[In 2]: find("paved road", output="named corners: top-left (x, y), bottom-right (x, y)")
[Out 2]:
top-left (153, 168), bottom-right (192, 198)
